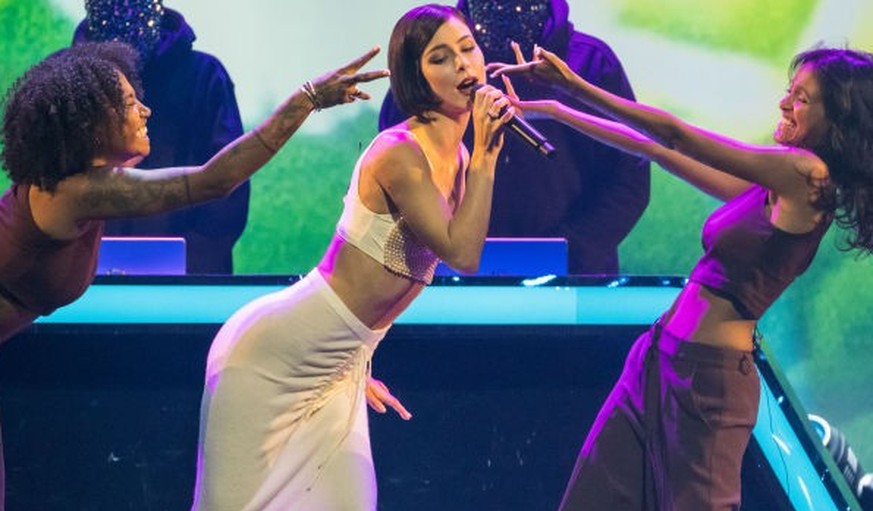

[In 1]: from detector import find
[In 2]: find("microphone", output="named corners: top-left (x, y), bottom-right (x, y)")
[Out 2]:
top-left (471, 84), bottom-right (556, 158)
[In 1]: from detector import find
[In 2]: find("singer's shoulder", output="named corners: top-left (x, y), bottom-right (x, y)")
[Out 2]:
top-left (372, 127), bottom-right (420, 154)
top-left (365, 128), bottom-right (427, 169)
top-left (376, 127), bottom-right (417, 146)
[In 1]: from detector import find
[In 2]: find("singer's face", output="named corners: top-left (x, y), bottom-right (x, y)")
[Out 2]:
top-left (419, 16), bottom-right (485, 116)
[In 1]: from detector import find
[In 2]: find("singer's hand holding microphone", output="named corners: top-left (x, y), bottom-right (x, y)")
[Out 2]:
top-left (470, 83), bottom-right (514, 154)
top-left (470, 79), bottom-right (556, 158)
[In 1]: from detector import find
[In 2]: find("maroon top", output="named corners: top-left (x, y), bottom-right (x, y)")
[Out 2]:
top-left (0, 184), bottom-right (103, 316)
top-left (688, 184), bottom-right (831, 319)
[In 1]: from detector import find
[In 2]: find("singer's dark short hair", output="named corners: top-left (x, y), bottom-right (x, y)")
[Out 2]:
top-left (388, 4), bottom-right (467, 123)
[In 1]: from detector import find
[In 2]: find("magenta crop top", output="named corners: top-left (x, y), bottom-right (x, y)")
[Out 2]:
top-left (688, 184), bottom-right (831, 319)
top-left (0, 184), bottom-right (103, 315)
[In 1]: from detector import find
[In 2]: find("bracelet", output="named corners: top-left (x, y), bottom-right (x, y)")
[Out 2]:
top-left (302, 80), bottom-right (322, 112)
top-left (253, 128), bottom-right (278, 154)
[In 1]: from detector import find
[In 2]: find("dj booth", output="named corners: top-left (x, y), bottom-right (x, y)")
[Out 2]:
top-left (0, 274), bottom-right (862, 510)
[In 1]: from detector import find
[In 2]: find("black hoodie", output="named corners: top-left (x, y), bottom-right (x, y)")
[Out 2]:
top-left (380, 0), bottom-right (649, 274)
top-left (73, 8), bottom-right (249, 274)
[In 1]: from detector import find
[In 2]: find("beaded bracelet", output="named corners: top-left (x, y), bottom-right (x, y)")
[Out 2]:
top-left (302, 80), bottom-right (322, 112)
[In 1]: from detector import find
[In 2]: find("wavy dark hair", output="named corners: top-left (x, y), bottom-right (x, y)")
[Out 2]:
top-left (2, 41), bottom-right (141, 192)
top-left (388, 4), bottom-right (467, 123)
top-left (794, 47), bottom-right (873, 254)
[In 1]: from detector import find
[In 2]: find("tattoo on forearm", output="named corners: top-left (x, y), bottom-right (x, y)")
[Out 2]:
top-left (253, 128), bottom-right (278, 154)
top-left (79, 169), bottom-right (189, 216)
top-left (264, 100), bottom-right (310, 148)
top-left (77, 96), bottom-right (313, 217)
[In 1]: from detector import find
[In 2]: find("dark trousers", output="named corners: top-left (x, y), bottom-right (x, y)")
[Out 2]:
top-left (558, 324), bottom-right (759, 510)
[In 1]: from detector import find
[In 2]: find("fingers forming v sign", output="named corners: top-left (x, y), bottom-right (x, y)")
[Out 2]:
top-left (312, 46), bottom-right (390, 108)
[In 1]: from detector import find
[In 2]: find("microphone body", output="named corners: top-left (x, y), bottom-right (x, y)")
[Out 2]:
top-left (470, 84), bottom-right (556, 158)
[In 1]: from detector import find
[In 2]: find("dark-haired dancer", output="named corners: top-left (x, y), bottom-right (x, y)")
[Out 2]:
top-left (492, 44), bottom-right (873, 509)
top-left (0, 40), bottom-right (386, 508)
top-left (192, 5), bottom-right (512, 510)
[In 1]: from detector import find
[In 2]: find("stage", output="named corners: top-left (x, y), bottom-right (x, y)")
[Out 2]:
top-left (0, 275), bottom-right (861, 510)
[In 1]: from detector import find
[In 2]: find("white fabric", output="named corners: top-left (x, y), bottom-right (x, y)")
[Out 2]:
top-left (335, 129), bottom-right (439, 284)
top-left (192, 269), bottom-right (387, 511)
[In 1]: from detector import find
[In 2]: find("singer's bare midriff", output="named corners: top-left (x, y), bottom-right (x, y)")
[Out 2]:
top-left (317, 236), bottom-right (426, 330)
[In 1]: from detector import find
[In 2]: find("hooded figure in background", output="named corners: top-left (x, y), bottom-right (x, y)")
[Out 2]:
top-left (379, 0), bottom-right (649, 274)
top-left (74, 0), bottom-right (249, 274)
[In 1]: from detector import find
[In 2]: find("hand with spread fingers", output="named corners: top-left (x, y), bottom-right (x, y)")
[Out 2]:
top-left (308, 46), bottom-right (390, 109)
top-left (487, 41), bottom-right (577, 91)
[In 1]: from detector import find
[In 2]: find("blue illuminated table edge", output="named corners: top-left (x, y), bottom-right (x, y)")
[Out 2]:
top-left (33, 274), bottom-right (688, 327)
top-left (83, 274), bottom-right (689, 287)
top-left (752, 342), bottom-right (862, 511)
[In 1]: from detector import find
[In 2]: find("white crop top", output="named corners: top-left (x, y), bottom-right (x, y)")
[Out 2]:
top-left (335, 129), bottom-right (465, 284)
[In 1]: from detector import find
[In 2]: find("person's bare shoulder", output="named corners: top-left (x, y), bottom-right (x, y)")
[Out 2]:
top-left (365, 130), bottom-right (429, 185)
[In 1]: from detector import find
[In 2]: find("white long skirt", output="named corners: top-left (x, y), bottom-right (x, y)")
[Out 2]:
top-left (192, 269), bottom-right (387, 511)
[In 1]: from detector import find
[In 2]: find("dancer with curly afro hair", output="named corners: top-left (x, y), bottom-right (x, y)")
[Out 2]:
top-left (0, 39), bottom-right (387, 508)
